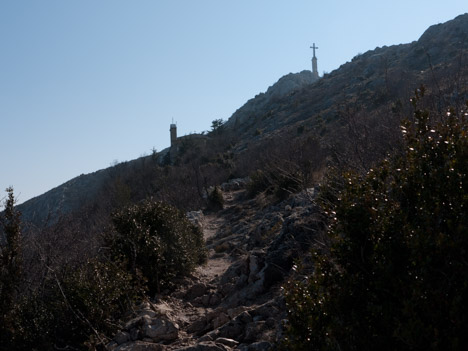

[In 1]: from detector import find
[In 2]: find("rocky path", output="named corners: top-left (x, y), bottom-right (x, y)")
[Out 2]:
top-left (195, 189), bottom-right (246, 286)
top-left (107, 184), bottom-right (319, 351)
top-left (194, 215), bottom-right (232, 288)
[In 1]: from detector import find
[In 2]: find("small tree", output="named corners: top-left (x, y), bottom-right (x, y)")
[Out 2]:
top-left (210, 119), bottom-right (224, 134)
top-left (208, 186), bottom-right (224, 211)
top-left (108, 200), bottom-right (207, 295)
top-left (0, 187), bottom-right (22, 343)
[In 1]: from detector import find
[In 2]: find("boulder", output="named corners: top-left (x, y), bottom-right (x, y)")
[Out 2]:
top-left (143, 318), bottom-right (179, 342)
top-left (114, 331), bottom-right (131, 345)
top-left (187, 283), bottom-right (208, 299)
top-left (217, 320), bottom-right (244, 340)
top-left (187, 318), bottom-right (208, 335)
top-left (248, 253), bottom-right (264, 283)
top-left (227, 306), bottom-right (246, 319)
top-left (124, 316), bottom-right (145, 331)
top-left (187, 210), bottom-right (205, 228)
top-left (212, 312), bottom-right (230, 329)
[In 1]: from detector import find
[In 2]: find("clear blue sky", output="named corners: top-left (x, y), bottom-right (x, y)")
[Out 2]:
top-left (0, 1), bottom-right (466, 204)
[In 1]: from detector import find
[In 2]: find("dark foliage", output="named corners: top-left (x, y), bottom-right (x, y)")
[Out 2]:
top-left (108, 200), bottom-right (207, 295)
top-left (208, 186), bottom-right (224, 211)
top-left (210, 118), bottom-right (225, 134)
top-left (0, 189), bottom-right (141, 350)
top-left (13, 258), bottom-right (140, 350)
top-left (0, 187), bottom-right (23, 346)
top-left (283, 100), bottom-right (468, 350)
top-left (247, 169), bottom-right (271, 198)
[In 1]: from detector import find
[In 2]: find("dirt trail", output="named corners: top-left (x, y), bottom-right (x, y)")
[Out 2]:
top-left (194, 213), bottom-right (231, 284)
top-left (194, 189), bottom-right (244, 283)
top-left (110, 187), bottom-right (289, 350)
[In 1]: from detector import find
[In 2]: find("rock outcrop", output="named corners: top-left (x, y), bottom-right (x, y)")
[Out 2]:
top-left (224, 70), bottom-right (319, 130)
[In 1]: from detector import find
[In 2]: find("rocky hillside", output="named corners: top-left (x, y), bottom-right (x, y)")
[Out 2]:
top-left (18, 169), bottom-right (107, 227)
top-left (16, 71), bottom-right (318, 227)
top-left (224, 70), bottom-right (319, 129)
top-left (17, 13), bottom-right (468, 228)
top-left (222, 13), bottom-right (468, 145)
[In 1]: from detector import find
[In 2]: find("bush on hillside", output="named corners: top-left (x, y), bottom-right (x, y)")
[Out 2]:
top-left (283, 101), bottom-right (468, 350)
top-left (13, 258), bottom-right (140, 350)
top-left (247, 168), bottom-right (302, 201)
top-left (0, 189), bottom-right (141, 350)
top-left (208, 186), bottom-right (224, 211)
top-left (247, 169), bottom-right (271, 198)
top-left (108, 200), bottom-right (207, 295)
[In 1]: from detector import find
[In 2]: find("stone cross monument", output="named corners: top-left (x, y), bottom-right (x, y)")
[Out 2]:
top-left (310, 43), bottom-right (319, 79)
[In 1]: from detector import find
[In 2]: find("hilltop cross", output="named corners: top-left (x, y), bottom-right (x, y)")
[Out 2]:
top-left (310, 43), bottom-right (319, 79)
top-left (310, 43), bottom-right (318, 57)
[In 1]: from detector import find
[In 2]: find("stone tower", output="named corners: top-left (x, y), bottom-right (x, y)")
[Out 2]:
top-left (310, 43), bottom-right (319, 79)
top-left (170, 123), bottom-right (177, 146)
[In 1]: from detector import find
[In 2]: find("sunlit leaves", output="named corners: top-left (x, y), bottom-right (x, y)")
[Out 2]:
top-left (283, 101), bottom-right (468, 350)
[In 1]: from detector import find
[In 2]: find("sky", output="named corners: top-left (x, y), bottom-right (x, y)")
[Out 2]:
top-left (0, 1), bottom-right (467, 204)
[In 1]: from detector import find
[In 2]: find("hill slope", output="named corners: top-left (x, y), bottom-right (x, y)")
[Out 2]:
top-left (18, 13), bottom-right (468, 229)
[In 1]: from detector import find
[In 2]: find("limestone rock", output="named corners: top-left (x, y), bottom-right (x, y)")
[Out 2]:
top-left (217, 320), bottom-right (244, 340)
top-left (143, 318), bottom-right (179, 342)
top-left (124, 316), bottom-right (145, 331)
top-left (215, 338), bottom-right (239, 348)
top-left (212, 312), bottom-right (230, 329)
top-left (114, 331), bottom-right (131, 345)
top-left (224, 70), bottom-right (318, 129)
top-left (187, 210), bottom-right (205, 229)
top-left (187, 283), bottom-right (208, 300)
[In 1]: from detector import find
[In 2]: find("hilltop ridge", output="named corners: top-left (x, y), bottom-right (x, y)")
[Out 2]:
top-left (17, 13), bottom-right (468, 229)
top-left (224, 70), bottom-right (319, 128)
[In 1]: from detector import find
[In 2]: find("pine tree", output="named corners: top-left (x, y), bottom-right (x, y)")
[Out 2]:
top-left (0, 187), bottom-right (23, 344)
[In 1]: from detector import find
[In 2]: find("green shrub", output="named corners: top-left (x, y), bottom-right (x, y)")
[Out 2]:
top-left (247, 169), bottom-right (272, 198)
top-left (283, 104), bottom-right (468, 350)
top-left (208, 186), bottom-right (224, 211)
top-left (12, 258), bottom-right (140, 350)
top-left (108, 200), bottom-right (207, 295)
top-left (0, 188), bottom-right (141, 350)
